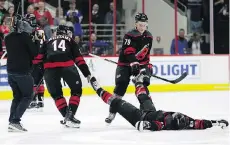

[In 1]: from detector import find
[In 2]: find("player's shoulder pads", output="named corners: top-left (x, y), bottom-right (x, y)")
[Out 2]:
top-left (144, 30), bottom-right (153, 39)
top-left (126, 29), bottom-right (142, 38)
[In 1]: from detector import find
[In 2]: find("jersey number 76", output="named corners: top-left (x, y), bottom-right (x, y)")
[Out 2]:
top-left (52, 40), bottom-right (66, 51)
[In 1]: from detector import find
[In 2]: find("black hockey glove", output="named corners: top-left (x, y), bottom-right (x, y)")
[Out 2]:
top-left (87, 75), bottom-right (100, 91)
top-left (130, 62), bottom-right (140, 76)
top-left (132, 69), bottom-right (151, 87)
top-left (146, 64), bottom-right (153, 75)
top-left (142, 64), bottom-right (153, 86)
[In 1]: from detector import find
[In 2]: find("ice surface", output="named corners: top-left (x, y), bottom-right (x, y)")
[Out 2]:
top-left (0, 91), bottom-right (229, 145)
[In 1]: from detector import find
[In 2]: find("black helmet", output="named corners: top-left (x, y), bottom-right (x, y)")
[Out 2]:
top-left (135, 13), bottom-right (148, 23)
top-left (13, 14), bottom-right (35, 34)
top-left (57, 25), bottom-right (72, 36)
top-left (24, 13), bottom-right (37, 28)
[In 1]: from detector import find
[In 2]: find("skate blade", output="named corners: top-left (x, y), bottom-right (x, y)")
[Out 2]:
top-left (65, 121), bottom-right (80, 128)
top-left (26, 108), bottom-right (37, 112)
top-left (105, 122), bottom-right (112, 126)
top-left (8, 127), bottom-right (27, 133)
top-left (105, 119), bottom-right (113, 126)
top-left (105, 116), bottom-right (115, 125)
top-left (36, 107), bottom-right (43, 112)
top-left (27, 107), bottom-right (43, 112)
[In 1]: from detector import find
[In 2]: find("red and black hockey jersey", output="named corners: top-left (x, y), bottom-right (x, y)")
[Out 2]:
top-left (37, 35), bottom-right (90, 77)
top-left (118, 29), bottom-right (153, 66)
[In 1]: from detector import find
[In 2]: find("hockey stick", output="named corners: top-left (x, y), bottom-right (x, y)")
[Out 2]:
top-left (89, 53), bottom-right (118, 65)
top-left (33, 77), bottom-right (44, 96)
top-left (0, 50), bottom-right (7, 67)
top-left (151, 72), bottom-right (187, 84)
top-left (88, 53), bottom-right (188, 84)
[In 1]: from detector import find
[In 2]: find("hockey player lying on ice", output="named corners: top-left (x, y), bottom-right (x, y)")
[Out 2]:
top-left (89, 69), bottom-right (229, 131)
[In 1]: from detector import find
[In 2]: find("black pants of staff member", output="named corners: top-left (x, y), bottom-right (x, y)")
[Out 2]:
top-left (8, 73), bottom-right (34, 123)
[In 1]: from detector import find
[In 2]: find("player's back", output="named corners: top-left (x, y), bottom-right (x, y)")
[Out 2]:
top-left (45, 35), bottom-right (73, 62)
top-left (43, 35), bottom-right (75, 68)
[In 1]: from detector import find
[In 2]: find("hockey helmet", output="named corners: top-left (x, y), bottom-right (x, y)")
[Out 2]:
top-left (57, 25), bottom-right (73, 38)
top-left (12, 14), bottom-right (35, 34)
top-left (57, 25), bottom-right (69, 35)
top-left (65, 22), bottom-right (74, 38)
top-left (24, 13), bottom-right (37, 28)
top-left (172, 112), bottom-right (190, 130)
top-left (135, 13), bottom-right (148, 23)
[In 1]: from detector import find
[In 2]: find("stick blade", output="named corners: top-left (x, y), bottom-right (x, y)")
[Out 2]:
top-left (171, 72), bottom-right (188, 84)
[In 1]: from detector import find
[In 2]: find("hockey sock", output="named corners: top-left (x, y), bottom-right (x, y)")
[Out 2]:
top-left (69, 95), bottom-right (80, 115)
top-left (96, 88), bottom-right (116, 105)
top-left (194, 119), bottom-right (212, 129)
top-left (37, 94), bottom-right (44, 101)
top-left (135, 84), bottom-right (156, 111)
top-left (135, 82), bottom-right (147, 96)
top-left (32, 86), bottom-right (38, 101)
top-left (55, 97), bottom-right (67, 117)
top-left (96, 88), bottom-right (103, 96)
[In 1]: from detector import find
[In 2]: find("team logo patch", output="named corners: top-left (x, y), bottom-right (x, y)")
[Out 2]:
top-left (136, 44), bottom-right (149, 60)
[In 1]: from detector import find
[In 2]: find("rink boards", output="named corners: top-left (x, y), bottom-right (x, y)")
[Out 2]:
top-left (0, 55), bottom-right (229, 100)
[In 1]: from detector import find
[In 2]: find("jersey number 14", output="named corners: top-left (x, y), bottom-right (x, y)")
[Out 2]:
top-left (52, 40), bottom-right (66, 51)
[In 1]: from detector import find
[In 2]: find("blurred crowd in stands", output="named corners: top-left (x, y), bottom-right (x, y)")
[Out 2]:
top-left (0, 0), bottom-right (122, 56)
top-left (0, 0), bottom-right (228, 57)
top-left (170, 0), bottom-right (229, 54)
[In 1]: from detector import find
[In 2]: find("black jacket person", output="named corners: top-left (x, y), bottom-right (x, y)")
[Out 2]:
top-left (5, 15), bottom-right (38, 132)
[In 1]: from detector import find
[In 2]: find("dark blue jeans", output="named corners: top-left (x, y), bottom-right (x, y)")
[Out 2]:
top-left (8, 72), bottom-right (34, 123)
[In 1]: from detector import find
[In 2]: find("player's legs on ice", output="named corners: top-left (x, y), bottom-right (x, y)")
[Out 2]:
top-left (89, 75), bottom-right (163, 132)
top-left (44, 68), bottom-right (68, 122)
top-left (133, 68), bottom-right (156, 111)
top-left (62, 66), bottom-right (82, 128)
top-left (28, 65), bottom-right (39, 109)
top-left (28, 64), bottom-right (45, 110)
top-left (36, 65), bottom-right (45, 109)
top-left (27, 92), bottom-right (37, 109)
top-left (91, 83), bottom-right (161, 131)
top-left (106, 66), bottom-right (131, 124)
top-left (132, 69), bottom-right (228, 131)
top-left (37, 81), bottom-right (45, 109)
top-left (107, 66), bottom-right (155, 124)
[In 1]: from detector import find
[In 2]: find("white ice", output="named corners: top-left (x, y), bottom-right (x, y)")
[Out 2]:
top-left (0, 91), bottom-right (229, 145)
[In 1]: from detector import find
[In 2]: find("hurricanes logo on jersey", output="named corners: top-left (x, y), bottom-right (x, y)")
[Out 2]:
top-left (136, 44), bottom-right (149, 60)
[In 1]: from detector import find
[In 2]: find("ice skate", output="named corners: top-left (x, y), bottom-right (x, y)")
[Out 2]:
top-left (64, 110), bottom-right (81, 128)
top-left (37, 101), bottom-right (44, 112)
top-left (8, 123), bottom-right (27, 132)
top-left (105, 112), bottom-right (116, 124)
top-left (27, 101), bottom-right (38, 111)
